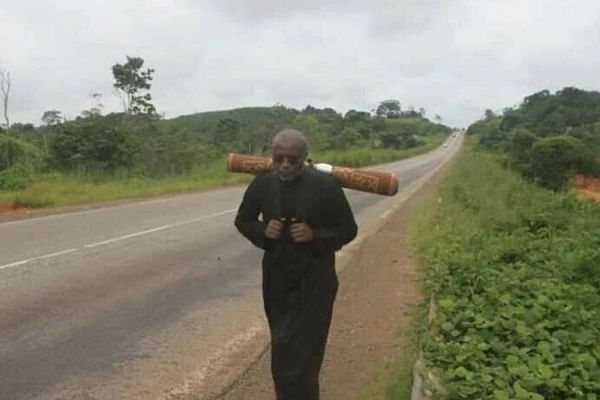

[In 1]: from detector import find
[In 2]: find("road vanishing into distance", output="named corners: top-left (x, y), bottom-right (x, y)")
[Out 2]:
top-left (0, 133), bottom-right (462, 400)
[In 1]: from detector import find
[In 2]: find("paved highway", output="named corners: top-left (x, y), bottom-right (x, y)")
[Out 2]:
top-left (0, 133), bottom-right (462, 400)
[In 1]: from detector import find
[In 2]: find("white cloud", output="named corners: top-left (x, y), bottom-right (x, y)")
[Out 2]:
top-left (1, 0), bottom-right (600, 127)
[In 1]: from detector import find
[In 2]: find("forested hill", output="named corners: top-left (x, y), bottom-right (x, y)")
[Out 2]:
top-left (160, 106), bottom-right (300, 154)
top-left (468, 87), bottom-right (600, 190)
top-left (165, 106), bottom-right (299, 133)
top-left (160, 104), bottom-right (449, 155)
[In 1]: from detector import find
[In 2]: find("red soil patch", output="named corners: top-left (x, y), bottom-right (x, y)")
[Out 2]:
top-left (0, 203), bottom-right (15, 213)
top-left (577, 189), bottom-right (600, 202)
top-left (575, 174), bottom-right (600, 203)
top-left (0, 202), bottom-right (31, 220)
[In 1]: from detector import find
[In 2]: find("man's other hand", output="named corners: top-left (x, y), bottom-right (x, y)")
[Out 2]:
top-left (265, 219), bottom-right (284, 239)
top-left (290, 222), bottom-right (314, 243)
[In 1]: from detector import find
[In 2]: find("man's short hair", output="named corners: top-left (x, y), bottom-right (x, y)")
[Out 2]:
top-left (272, 129), bottom-right (308, 154)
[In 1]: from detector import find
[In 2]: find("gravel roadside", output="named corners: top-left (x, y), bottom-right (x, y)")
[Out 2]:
top-left (214, 171), bottom-right (442, 400)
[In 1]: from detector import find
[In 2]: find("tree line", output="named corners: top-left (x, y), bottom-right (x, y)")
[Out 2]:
top-left (468, 87), bottom-right (600, 190)
top-left (0, 57), bottom-right (450, 190)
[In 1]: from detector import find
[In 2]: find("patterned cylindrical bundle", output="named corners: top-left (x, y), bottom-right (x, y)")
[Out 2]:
top-left (227, 153), bottom-right (399, 196)
top-left (227, 153), bottom-right (273, 174)
top-left (331, 166), bottom-right (398, 196)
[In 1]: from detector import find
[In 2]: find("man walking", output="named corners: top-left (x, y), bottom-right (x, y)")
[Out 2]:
top-left (234, 129), bottom-right (357, 399)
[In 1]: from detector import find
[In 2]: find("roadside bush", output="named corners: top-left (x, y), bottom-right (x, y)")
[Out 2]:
top-left (504, 128), bottom-right (537, 170)
top-left (0, 169), bottom-right (31, 190)
top-left (528, 136), bottom-right (583, 190)
top-left (49, 116), bottom-right (137, 174)
top-left (0, 133), bottom-right (45, 173)
top-left (416, 149), bottom-right (600, 399)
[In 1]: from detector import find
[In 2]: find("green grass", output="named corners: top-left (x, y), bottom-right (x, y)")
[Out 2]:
top-left (411, 140), bottom-right (600, 398)
top-left (0, 134), bottom-right (448, 209)
top-left (0, 159), bottom-right (251, 208)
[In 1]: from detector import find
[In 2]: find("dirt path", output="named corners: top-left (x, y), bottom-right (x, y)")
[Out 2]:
top-left (218, 181), bottom-right (431, 400)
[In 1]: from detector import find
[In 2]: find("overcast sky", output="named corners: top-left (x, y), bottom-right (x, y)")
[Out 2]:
top-left (1, 0), bottom-right (600, 128)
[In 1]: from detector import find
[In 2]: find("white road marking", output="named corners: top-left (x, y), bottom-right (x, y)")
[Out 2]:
top-left (37, 248), bottom-right (78, 259)
top-left (0, 209), bottom-right (237, 270)
top-left (0, 248), bottom-right (77, 270)
top-left (86, 208), bottom-right (237, 248)
top-left (0, 258), bottom-right (34, 270)
top-left (84, 225), bottom-right (175, 248)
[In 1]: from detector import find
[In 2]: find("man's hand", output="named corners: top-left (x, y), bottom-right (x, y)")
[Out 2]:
top-left (290, 222), bottom-right (314, 243)
top-left (265, 219), bottom-right (284, 239)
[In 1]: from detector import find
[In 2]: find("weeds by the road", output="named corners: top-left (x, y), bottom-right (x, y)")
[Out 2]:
top-left (0, 159), bottom-right (251, 208)
top-left (413, 146), bottom-right (600, 398)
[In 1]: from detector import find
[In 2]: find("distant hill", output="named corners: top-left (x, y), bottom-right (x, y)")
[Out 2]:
top-left (159, 105), bottom-right (450, 154)
top-left (161, 106), bottom-right (300, 138)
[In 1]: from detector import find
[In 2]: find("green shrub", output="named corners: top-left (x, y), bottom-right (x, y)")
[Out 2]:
top-left (13, 195), bottom-right (54, 208)
top-left (416, 148), bottom-right (600, 399)
top-left (529, 136), bottom-right (583, 190)
top-left (0, 170), bottom-right (31, 190)
top-left (0, 133), bottom-right (45, 173)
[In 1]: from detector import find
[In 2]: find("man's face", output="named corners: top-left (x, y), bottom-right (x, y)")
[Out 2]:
top-left (272, 140), bottom-right (306, 181)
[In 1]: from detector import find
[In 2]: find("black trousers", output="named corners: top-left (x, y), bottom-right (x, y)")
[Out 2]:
top-left (262, 251), bottom-right (338, 400)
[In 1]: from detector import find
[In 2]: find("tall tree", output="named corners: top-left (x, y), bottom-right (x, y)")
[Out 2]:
top-left (41, 110), bottom-right (63, 126)
top-left (81, 92), bottom-right (104, 118)
top-left (375, 100), bottom-right (401, 119)
top-left (112, 56), bottom-right (156, 115)
top-left (41, 110), bottom-right (63, 154)
top-left (0, 69), bottom-right (10, 128)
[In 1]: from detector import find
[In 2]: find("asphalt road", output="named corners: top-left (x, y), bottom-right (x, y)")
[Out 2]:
top-left (0, 134), bottom-right (462, 400)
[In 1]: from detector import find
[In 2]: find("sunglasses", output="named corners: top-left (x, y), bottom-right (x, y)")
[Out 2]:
top-left (272, 155), bottom-right (303, 165)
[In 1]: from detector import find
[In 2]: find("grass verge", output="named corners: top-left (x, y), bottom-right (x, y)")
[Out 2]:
top-left (413, 142), bottom-right (600, 398)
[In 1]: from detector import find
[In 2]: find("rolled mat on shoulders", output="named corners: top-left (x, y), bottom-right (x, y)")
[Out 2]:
top-left (227, 153), bottom-right (399, 196)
